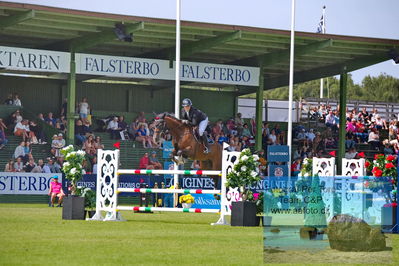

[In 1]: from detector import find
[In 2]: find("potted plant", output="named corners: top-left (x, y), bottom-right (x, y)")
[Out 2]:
top-left (61, 145), bottom-right (86, 220)
top-left (79, 187), bottom-right (96, 218)
top-left (365, 154), bottom-right (398, 232)
top-left (227, 148), bottom-right (261, 226)
top-left (179, 194), bottom-right (195, 209)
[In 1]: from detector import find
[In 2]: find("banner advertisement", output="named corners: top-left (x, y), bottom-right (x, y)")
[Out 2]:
top-left (0, 45), bottom-right (70, 73)
top-left (267, 145), bottom-right (290, 162)
top-left (0, 173), bottom-right (62, 195)
top-left (268, 165), bottom-right (289, 178)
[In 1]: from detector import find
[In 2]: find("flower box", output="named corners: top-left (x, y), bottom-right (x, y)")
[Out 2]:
top-left (231, 201), bottom-right (257, 226)
top-left (62, 196), bottom-right (85, 220)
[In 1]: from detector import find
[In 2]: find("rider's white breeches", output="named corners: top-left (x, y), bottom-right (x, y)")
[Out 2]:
top-left (198, 118), bottom-right (208, 136)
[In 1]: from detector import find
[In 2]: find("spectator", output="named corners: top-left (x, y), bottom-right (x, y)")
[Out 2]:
top-left (4, 159), bottom-right (15, 172)
top-left (37, 113), bottom-right (45, 121)
top-left (29, 120), bottom-right (46, 144)
top-left (135, 123), bottom-right (152, 148)
top-left (149, 151), bottom-right (162, 169)
top-left (267, 129), bottom-right (277, 145)
top-left (234, 113), bottom-right (244, 136)
top-left (94, 136), bottom-right (105, 150)
top-left (139, 152), bottom-right (153, 169)
top-left (75, 119), bottom-right (86, 145)
top-left (107, 116), bottom-right (121, 140)
top-left (0, 127), bottom-right (8, 149)
top-left (78, 97), bottom-right (90, 124)
top-left (305, 128), bottom-right (316, 145)
top-left (43, 158), bottom-right (56, 173)
top-left (92, 156), bottom-right (98, 174)
top-left (368, 128), bottom-right (380, 151)
top-left (325, 110), bottom-right (337, 130)
top-left (0, 118), bottom-right (7, 132)
top-left (242, 123), bottom-right (252, 138)
top-left (216, 131), bottom-right (229, 145)
top-left (345, 135), bottom-right (356, 150)
top-left (291, 158), bottom-right (302, 177)
top-left (48, 176), bottom-right (65, 207)
top-left (14, 157), bottom-right (24, 172)
top-left (190, 160), bottom-right (200, 170)
top-left (135, 111), bottom-right (147, 123)
top-left (13, 141), bottom-right (28, 162)
top-left (13, 93), bottom-right (22, 106)
top-left (374, 115), bottom-right (387, 130)
top-left (83, 135), bottom-right (96, 157)
top-left (45, 112), bottom-right (57, 127)
top-left (14, 119), bottom-right (29, 141)
top-left (24, 158), bottom-right (37, 173)
top-left (345, 147), bottom-right (358, 159)
top-left (4, 94), bottom-right (13, 105)
top-left (24, 141), bottom-right (32, 160)
top-left (383, 139), bottom-right (395, 155)
top-left (54, 157), bottom-right (63, 173)
top-left (118, 116), bottom-right (128, 140)
top-left (60, 98), bottom-right (67, 117)
top-left (32, 159), bottom-right (44, 173)
top-left (51, 134), bottom-right (65, 158)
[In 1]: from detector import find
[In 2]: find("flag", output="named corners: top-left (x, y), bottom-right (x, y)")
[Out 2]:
top-left (316, 6), bottom-right (326, 34)
top-left (357, 152), bottom-right (365, 158)
top-left (329, 150), bottom-right (336, 157)
top-left (113, 141), bottom-right (120, 149)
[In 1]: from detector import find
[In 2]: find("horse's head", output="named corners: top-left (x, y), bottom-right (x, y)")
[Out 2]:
top-left (153, 112), bottom-right (169, 145)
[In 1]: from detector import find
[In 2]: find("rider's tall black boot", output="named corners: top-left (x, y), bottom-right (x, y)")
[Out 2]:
top-left (201, 134), bottom-right (209, 154)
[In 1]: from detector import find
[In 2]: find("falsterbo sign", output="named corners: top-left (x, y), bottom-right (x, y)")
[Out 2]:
top-left (0, 46), bottom-right (70, 73)
top-left (75, 53), bottom-right (259, 86)
top-left (0, 46), bottom-right (259, 86)
top-left (0, 173), bottom-right (62, 195)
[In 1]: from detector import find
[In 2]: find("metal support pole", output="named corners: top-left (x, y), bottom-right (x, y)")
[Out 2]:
top-left (66, 51), bottom-right (76, 145)
top-left (255, 67), bottom-right (264, 151)
top-left (173, 0), bottom-right (181, 206)
top-left (287, 0), bottom-right (296, 177)
top-left (338, 68), bottom-right (347, 174)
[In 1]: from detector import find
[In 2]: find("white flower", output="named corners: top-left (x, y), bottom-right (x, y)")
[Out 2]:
top-left (77, 150), bottom-right (85, 156)
top-left (63, 162), bottom-right (70, 168)
top-left (241, 155), bottom-right (249, 161)
top-left (304, 173), bottom-right (309, 177)
top-left (241, 166), bottom-right (247, 172)
top-left (243, 148), bottom-right (250, 153)
top-left (250, 171), bottom-right (258, 177)
top-left (70, 168), bottom-right (77, 174)
top-left (253, 155), bottom-right (259, 161)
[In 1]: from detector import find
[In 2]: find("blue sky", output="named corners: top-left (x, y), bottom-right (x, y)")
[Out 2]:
top-left (7, 0), bottom-right (399, 84)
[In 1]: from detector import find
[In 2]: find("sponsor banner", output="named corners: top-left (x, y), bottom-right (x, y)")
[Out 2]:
top-left (267, 145), bottom-right (290, 162)
top-left (74, 53), bottom-right (260, 86)
top-left (268, 165), bottom-right (289, 178)
top-left (180, 61), bottom-right (259, 86)
top-left (0, 45), bottom-right (69, 73)
top-left (162, 141), bottom-right (174, 159)
top-left (0, 172), bottom-right (62, 194)
top-left (192, 194), bottom-right (220, 209)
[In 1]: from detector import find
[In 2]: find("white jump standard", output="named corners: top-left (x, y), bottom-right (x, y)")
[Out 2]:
top-left (90, 145), bottom-right (240, 224)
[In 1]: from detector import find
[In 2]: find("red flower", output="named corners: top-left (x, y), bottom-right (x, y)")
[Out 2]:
top-left (386, 155), bottom-right (395, 161)
top-left (385, 162), bottom-right (395, 169)
top-left (372, 166), bottom-right (383, 177)
top-left (393, 202), bottom-right (398, 207)
top-left (329, 151), bottom-right (336, 157)
top-left (365, 161), bottom-right (370, 168)
top-left (374, 154), bottom-right (384, 160)
top-left (357, 152), bottom-right (365, 158)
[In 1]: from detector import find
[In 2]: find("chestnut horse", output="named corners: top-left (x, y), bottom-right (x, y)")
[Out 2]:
top-left (153, 113), bottom-right (222, 173)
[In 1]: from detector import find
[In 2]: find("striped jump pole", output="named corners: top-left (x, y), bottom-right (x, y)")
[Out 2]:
top-left (117, 206), bottom-right (220, 213)
top-left (117, 169), bottom-right (221, 176)
top-left (117, 188), bottom-right (221, 194)
top-left (90, 144), bottom-right (241, 225)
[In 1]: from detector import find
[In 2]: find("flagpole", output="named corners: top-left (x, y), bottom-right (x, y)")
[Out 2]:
top-left (287, 0), bottom-right (295, 178)
top-left (319, 6), bottom-right (326, 99)
top-left (173, 0), bottom-right (181, 205)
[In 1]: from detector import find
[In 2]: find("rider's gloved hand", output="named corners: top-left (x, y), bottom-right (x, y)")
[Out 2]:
top-left (182, 120), bottom-right (189, 124)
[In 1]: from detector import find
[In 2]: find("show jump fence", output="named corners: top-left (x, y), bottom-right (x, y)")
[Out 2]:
top-left (90, 145), bottom-right (240, 225)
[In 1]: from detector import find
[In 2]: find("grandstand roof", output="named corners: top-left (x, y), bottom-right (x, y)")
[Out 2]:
top-left (0, 1), bottom-right (398, 94)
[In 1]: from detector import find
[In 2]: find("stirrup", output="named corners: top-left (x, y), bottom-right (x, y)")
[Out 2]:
top-left (203, 146), bottom-right (209, 154)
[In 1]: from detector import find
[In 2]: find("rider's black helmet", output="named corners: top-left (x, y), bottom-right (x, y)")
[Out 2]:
top-left (182, 98), bottom-right (192, 107)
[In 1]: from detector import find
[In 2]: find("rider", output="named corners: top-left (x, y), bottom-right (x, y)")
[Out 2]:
top-left (180, 98), bottom-right (210, 153)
